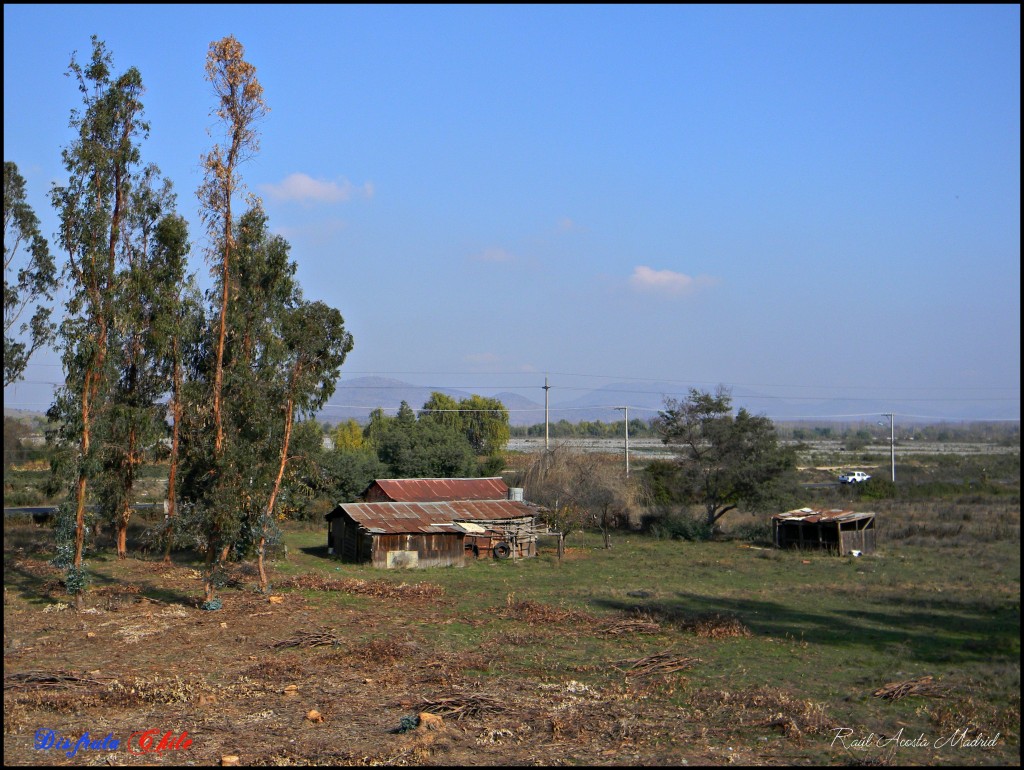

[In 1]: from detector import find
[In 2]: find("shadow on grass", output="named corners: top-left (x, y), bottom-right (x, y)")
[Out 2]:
top-left (592, 591), bottom-right (1020, 665)
top-left (299, 545), bottom-right (330, 559)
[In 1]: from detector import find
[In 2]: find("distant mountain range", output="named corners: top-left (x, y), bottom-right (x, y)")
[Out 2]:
top-left (317, 377), bottom-right (1017, 426)
top-left (6, 377), bottom-right (1015, 427)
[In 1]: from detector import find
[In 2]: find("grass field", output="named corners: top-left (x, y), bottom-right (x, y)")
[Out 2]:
top-left (3, 489), bottom-right (1019, 766)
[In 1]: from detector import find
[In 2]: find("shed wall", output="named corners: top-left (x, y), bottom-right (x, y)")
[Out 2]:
top-left (370, 532), bottom-right (465, 569)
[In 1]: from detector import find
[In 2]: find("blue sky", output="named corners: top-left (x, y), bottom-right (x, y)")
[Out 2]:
top-left (3, 4), bottom-right (1020, 421)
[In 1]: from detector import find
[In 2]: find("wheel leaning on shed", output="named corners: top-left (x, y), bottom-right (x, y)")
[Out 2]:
top-left (493, 542), bottom-right (512, 559)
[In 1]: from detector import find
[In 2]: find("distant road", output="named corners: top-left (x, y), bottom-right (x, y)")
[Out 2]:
top-left (507, 437), bottom-right (1018, 456)
top-left (4, 503), bottom-right (163, 519)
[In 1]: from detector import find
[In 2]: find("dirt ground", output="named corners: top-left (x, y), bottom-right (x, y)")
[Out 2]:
top-left (3, 542), bottom-right (831, 766)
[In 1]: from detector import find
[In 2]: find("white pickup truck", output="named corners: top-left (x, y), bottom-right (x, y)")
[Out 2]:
top-left (838, 471), bottom-right (871, 484)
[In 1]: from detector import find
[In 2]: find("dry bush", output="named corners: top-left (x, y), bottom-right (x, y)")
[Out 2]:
top-left (243, 656), bottom-right (308, 681)
top-left (876, 501), bottom-right (1020, 546)
top-left (683, 685), bottom-right (836, 737)
top-left (348, 637), bottom-right (411, 663)
top-left (679, 612), bottom-right (752, 638)
top-left (105, 674), bottom-right (202, 705)
top-left (927, 692), bottom-right (1020, 738)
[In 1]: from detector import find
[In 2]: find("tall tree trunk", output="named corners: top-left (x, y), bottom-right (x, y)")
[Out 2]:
top-left (163, 354), bottom-right (181, 564)
top-left (212, 235), bottom-right (230, 454)
top-left (72, 314), bottom-right (106, 609)
top-left (116, 426), bottom-right (137, 559)
top-left (259, 384), bottom-right (296, 593)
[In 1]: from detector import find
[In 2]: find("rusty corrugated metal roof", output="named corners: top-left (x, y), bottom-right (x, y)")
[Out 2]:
top-left (365, 477), bottom-right (509, 502)
top-left (772, 507), bottom-right (875, 524)
top-left (329, 499), bottom-right (537, 535)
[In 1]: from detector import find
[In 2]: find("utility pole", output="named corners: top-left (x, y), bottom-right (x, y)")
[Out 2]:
top-left (543, 376), bottom-right (551, 451)
top-left (882, 412), bottom-right (895, 482)
top-left (615, 406), bottom-right (629, 477)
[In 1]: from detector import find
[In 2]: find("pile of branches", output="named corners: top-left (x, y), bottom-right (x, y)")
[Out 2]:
top-left (415, 688), bottom-right (515, 721)
top-left (269, 628), bottom-right (343, 650)
top-left (873, 675), bottom-right (949, 701)
top-left (612, 651), bottom-right (701, 678)
top-left (499, 594), bottom-right (596, 625)
top-left (599, 613), bottom-right (661, 636)
top-left (5, 670), bottom-right (115, 691)
top-left (277, 574), bottom-right (445, 599)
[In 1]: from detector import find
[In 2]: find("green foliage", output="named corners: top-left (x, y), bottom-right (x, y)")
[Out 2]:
top-left (178, 205), bottom-right (353, 589)
top-left (476, 453), bottom-right (506, 477)
top-left (365, 401), bottom-right (476, 478)
top-left (855, 477), bottom-right (898, 500)
top-left (421, 392), bottom-right (511, 455)
top-left (640, 506), bottom-right (713, 541)
top-left (317, 448), bottom-right (389, 505)
top-left (4, 161), bottom-right (57, 386)
top-left (331, 419), bottom-right (364, 451)
top-left (640, 459), bottom-right (685, 506)
top-left (94, 167), bottom-right (188, 551)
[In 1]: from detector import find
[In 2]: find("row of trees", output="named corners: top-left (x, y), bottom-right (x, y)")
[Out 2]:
top-left (14, 35), bottom-right (354, 608)
top-left (511, 417), bottom-right (654, 439)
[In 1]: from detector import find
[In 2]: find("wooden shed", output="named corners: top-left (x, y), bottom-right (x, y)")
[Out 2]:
top-left (771, 508), bottom-right (877, 555)
top-left (326, 499), bottom-right (539, 569)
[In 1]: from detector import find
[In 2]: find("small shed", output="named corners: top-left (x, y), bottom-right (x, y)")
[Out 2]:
top-left (361, 477), bottom-right (509, 503)
top-left (326, 499), bottom-right (539, 569)
top-left (771, 508), bottom-right (877, 555)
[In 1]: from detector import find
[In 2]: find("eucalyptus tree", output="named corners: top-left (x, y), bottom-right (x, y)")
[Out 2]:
top-left (255, 299), bottom-right (353, 591)
top-left (151, 215), bottom-right (202, 563)
top-left (197, 35), bottom-right (269, 456)
top-left (180, 208), bottom-right (352, 603)
top-left (48, 37), bottom-right (148, 605)
top-left (4, 161), bottom-right (57, 386)
top-left (95, 166), bottom-right (194, 559)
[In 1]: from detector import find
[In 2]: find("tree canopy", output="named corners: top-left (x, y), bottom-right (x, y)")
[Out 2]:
top-left (364, 401), bottom-right (477, 479)
top-left (420, 392), bottom-right (510, 457)
top-left (4, 161), bottom-right (57, 386)
top-left (653, 386), bottom-right (799, 527)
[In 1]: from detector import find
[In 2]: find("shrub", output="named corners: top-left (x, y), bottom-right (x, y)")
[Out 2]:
top-left (730, 520), bottom-right (773, 545)
top-left (856, 478), bottom-right (897, 500)
top-left (641, 507), bottom-right (712, 541)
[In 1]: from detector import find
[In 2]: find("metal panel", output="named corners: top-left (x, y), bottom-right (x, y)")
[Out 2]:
top-left (331, 500), bottom-right (539, 534)
top-left (364, 477), bottom-right (509, 503)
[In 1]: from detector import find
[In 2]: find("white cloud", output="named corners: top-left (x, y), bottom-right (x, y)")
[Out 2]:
top-left (261, 173), bottom-right (373, 203)
top-left (629, 266), bottom-right (717, 296)
top-left (473, 247), bottom-right (515, 263)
